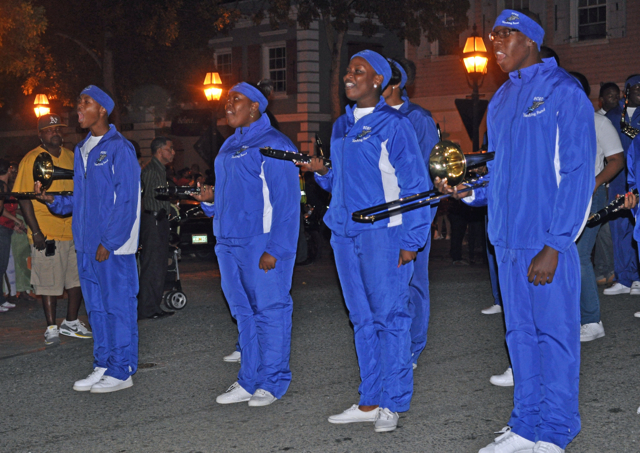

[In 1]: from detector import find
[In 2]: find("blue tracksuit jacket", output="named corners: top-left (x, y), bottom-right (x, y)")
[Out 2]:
top-left (201, 113), bottom-right (299, 399)
top-left (48, 124), bottom-right (141, 255)
top-left (466, 57), bottom-right (595, 448)
top-left (315, 97), bottom-right (432, 250)
top-left (201, 113), bottom-right (299, 260)
top-left (626, 135), bottom-right (640, 240)
top-left (467, 58), bottom-right (595, 252)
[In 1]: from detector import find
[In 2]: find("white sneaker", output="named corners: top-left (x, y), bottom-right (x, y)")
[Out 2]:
top-left (580, 321), bottom-right (605, 342)
top-left (223, 351), bottom-right (241, 363)
top-left (60, 319), bottom-right (93, 338)
top-left (631, 281), bottom-right (640, 295)
top-left (44, 325), bottom-right (60, 345)
top-left (73, 367), bottom-right (107, 391)
top-left (1, 301), bottom-right (16, 309)
top-left (216, 382), bottom-right (252, 404)
top-left (490, 368), bottom-right (514, 387)
top-left (478, 430), bottom-right (535, 453)
top-left (482, 305), bottom-right (502, 315)
top-left (603, 282), bottom-right (631, 295)
top-left (90, 375), bottom-right (133, 393)
top-left (248, 389), bottom-right (277, 407)
top-left (635, 312), bottom-right (640, 318)
top-left (0, 305), bottom-right (8, 312)
top-left (412, 362), bottom-right (417, 370)
top-left (533, 441), bottom-right (564, 453)
top-left (328, 404), bottom-right (379, 424)
top-left (374, 408), bottom-right (399, 432)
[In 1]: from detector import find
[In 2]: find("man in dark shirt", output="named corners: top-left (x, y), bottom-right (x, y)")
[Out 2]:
top-left (138, 136), bottom-right (175, 320)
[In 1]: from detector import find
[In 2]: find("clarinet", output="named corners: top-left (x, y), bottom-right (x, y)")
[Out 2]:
top-left (260, 147), bottom-right (332, 169)
top-left (586, 188), bottom-right (639, 226)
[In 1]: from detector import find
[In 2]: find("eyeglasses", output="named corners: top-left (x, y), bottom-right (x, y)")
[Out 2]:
top-left (489, 28), bottom-right (521, 41)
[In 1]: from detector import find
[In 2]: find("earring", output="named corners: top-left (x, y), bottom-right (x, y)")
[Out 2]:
top-left (250, 112), bottom-right (254, 118)
top-left (374, 84), bottom-right (378, 88)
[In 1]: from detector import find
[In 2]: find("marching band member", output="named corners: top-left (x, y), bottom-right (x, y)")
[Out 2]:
top-left (36, 85), bottom-right (141, 393)
top-left (192, 81), bottom-right (300, 407)
top-left (301, 50), bottom-right (431, 432)
top-left (383, 57), bottom-right (440, 370)
top-left (437, 10), bottom-right (594, 453)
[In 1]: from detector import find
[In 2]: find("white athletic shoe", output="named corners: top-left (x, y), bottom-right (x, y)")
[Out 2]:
top-left (478, 430), bottom-right (535, 453)
top-left (412, 362), bottom-right (417, 370)
top-left (90, 375), bottom-right (133, 393)
top-left (631, 281), bottom-right (640, 295)
top-left (248, 389), bottom-right (277, 407)
top-left (223, 351), bottom-right (241, 363)
top-left (533, 441), bottom-right (564, 452)
top-left (374, 408), bottom-right (399, 432)
top-left (580, 321), bottom-right (605, 342)
top-left (73, 367), bottom-right (107, 391)
top-left (328, 404), bottom-right (379, 424)
top-left (490, 368), bottom-right (514, 387)
top-left (44, 325), bottom-right (60, 346)
top-left (216, 382), bottom-right (252, 404)
top-left (603, 282), bottom-right (631, 295)
top-left (482, 304), bottom-right (502, 315)
top-left (60, 319), bottom-right (93, 338)
top-left (1, 301), bottom-right (16, 309)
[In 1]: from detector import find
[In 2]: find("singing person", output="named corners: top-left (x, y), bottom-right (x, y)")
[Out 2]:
top-left (300, 50), bottom-right (431, 433)
top-left (192, 82), bottom-right (300, 407)
top-left (383, 57), bottom-right (440, 370)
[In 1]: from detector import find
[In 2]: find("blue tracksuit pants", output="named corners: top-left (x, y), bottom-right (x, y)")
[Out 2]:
top-left (331, 227), bottom-right (413, 412)
top-left (608, 169), bottom-right (639, 287)
top-left (215, 233), bottom-right (294, 399)
top-left (78, 252), bottom-right (139, 381)
top-left (408, 234), bottom-right (430, 365)
top-left (495, 245), bottom-right (580, 449)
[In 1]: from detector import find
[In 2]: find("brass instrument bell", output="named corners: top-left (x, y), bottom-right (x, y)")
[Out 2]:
top-left (33, 152), bottom-right (74, 190)
top-left (428, 141), bottom-right (467, 186)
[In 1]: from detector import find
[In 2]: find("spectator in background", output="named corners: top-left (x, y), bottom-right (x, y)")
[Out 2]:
top-left (14, 114), bottom-right (89, 345)
top-left (0, 159), bottom-right (19, 312)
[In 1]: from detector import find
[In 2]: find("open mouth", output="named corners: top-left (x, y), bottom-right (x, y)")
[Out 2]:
top-left (495, 51), bottom-right (506, 64)
top-left (78, 112), bottom-right (84, 124)
top-left (345, 82), bottom-right (355, 90)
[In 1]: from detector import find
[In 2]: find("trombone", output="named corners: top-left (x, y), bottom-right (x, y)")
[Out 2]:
top-left (0, 153), bottom-right (74, 199)
top-left (351, 141), bottom-right (494, 223)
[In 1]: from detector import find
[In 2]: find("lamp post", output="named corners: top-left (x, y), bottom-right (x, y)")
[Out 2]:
top-left (203, 72), bottom-right (223, 174)
top-left (461, 25), bottom-right (488, 152)
top-left (34, 94), bottom-right (51, 119)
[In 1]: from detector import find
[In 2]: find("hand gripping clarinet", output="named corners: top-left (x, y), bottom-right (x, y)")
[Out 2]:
top-left (586, 188), bottom-right (639, 227)
top-left (260, 134), bottom-right (332, 169)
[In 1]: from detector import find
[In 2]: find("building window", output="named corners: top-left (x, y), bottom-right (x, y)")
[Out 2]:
top-left (215, 52), bottom-right (233, 86)
top-left (578, 0), bottom-right (607, 40)
top-left (504, 0), bottom-right (530, 9)
top-left (268, 46), bottom-right (287, 92)
top-left (436, 13), bottom-right (458, 56)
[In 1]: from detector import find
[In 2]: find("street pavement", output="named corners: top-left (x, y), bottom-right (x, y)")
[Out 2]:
top-left (1, 238), bottom-right (640, 452)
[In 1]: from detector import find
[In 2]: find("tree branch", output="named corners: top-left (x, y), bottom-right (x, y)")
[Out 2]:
top-left (55, 33), bottom-right (102, 70)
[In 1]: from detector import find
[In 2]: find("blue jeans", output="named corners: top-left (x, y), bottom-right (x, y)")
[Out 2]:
top-left (576, 185), bottom-right (607, 325)
top-left (0, 225), bottom-right (13, 304)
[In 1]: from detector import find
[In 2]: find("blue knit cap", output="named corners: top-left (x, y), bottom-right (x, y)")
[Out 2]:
top-left (626, 75), bottom-right (640, 90)
top-left (494, 9), bottom-right (544, 51)
top-left (352, 50), bottom-right (392, 88)
top-left (388, 58), bottom-right (408, 89)
top-left (80, 85), bottom-right (114, 115)
top-left (230, 82), bottom-right (268, 113)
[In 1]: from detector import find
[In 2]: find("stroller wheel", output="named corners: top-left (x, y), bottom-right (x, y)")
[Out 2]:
top-left (166, 290), bottom-right (187, 310)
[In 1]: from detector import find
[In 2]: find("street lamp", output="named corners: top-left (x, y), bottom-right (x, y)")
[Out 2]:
top-left (461, 24), bottom-right (488, 152)
top-left (203, 72), bottom-right (223, 175)
top-left (34, 94), bottom-right (50, 118)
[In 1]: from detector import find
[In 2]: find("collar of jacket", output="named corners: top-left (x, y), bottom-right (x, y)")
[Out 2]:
top-left (509, 57), bottom-right (556, 85)
top-left (344, 96), bottom-right (388, 128)
top-left (232, 113), bottom-right (271, 145)
top-left (78, 124), bottom-right (118, 148)
top-left (150, 156), bottom-right (166, 173)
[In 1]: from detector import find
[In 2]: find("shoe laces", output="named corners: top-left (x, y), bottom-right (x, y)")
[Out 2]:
top-left (254, 389), bottom-right (271, 398)
top-left (225, 382), bottom-right (241, 393)
top-left (85, 368), bottom-right (105, 379)
top-left (377, 408), bottom-right (397, 420)
top-left (534, 442), bottom-right (562, 453)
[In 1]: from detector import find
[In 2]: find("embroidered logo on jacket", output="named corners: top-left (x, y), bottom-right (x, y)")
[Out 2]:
top-left (232, 146), bottom-right (249, 158)
top-left (94, 151), bottom-right (109, 166)
top-left (353, 127), bottom-right (372, 142)
top-left (523, 97), bottom-right (545, 117)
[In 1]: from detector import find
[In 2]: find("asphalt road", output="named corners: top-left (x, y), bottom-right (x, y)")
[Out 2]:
top-left (1, 239), bottom-right (639, 452)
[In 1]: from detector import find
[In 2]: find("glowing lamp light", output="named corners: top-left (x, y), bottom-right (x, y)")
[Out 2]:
top-left (203, 72), bottom-right (223, 101)
top-left (462, 33), bottom-right (488, 74)
top-left (34, 94), bottom-right (50, 118)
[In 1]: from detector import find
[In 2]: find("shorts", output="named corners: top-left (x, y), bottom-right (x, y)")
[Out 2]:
top-left (31, 240), bottom-right (81, 295)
